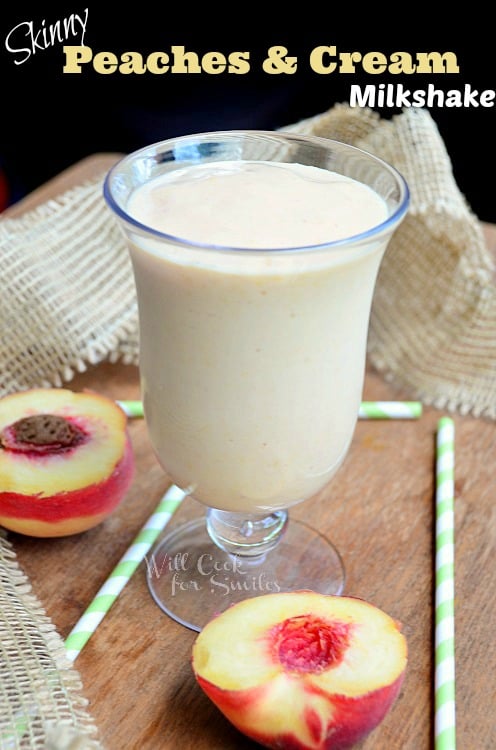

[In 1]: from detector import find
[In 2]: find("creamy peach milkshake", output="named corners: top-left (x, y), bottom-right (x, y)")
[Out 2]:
top-left (104, 132), bottom-right (409, 628)
top-left (123, 158), bottom-right (388, 513)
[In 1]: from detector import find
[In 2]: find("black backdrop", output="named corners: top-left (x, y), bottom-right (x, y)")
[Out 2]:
top-left (2, 8), bottom-right (495, 222)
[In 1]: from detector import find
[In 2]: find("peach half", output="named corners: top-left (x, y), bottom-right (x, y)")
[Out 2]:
top-left (192, 591), bottom-right (407, 749)
top-left (0, 388), bottom-right (134, 537)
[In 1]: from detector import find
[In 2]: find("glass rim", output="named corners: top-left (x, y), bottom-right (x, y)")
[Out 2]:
top-left (103, 129), bottom-right (410, 254)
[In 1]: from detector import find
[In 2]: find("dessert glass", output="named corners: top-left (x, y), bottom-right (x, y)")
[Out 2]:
top-left (104, 131), bottom-right (409, 631)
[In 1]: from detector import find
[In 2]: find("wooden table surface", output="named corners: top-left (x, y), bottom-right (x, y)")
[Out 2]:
top-left (5, 156), bottom-right (496, 750)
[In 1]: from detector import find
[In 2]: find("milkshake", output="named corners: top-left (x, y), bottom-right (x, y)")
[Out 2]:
top-left (122, 158), bottom-right (390, 513)
top-left (105, 132), bottom-right (409, 628)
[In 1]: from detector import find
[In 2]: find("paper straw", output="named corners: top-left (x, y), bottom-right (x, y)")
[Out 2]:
top-left (64, 484), bottom-right (186, 662)
top-left (358, 401), bottom-right (422, 419)
top-left (117, 400), bottom-right (422, 421)
top-left (116, 400), bottom-right (144, 418)
top-left (434, 417), bottom-right (456, 750)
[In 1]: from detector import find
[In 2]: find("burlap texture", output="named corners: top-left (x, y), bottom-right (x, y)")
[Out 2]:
top-left (0, 181), bottom-right (139, 394)
top-left (0, 534), bottom-right (102, 749)
top-left (0, 104), bottom-right (495, 747)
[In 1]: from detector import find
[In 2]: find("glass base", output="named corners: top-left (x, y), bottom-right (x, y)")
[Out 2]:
top-left (146, 516), bottom-right (345, 631)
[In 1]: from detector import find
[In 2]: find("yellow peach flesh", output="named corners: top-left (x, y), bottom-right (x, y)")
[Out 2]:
top-left (193, 592), bottom-right (408, 750)
top-left (193, 592), bottom-right (406, 696)
top-left (0, 389), bottom-right (127, 495)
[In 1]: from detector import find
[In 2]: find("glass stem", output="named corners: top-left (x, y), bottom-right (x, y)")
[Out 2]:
top-left (206, 508), bottom-right (289, 557)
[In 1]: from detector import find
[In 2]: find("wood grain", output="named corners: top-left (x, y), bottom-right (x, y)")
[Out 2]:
top-left (5, 157), bottom-right (496, 750)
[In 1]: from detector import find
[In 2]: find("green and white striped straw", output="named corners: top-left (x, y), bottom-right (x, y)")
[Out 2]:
top-left (116, 400), bottom-right (144, 418)
top-left (117, 400), bottom-right (422, 421)
top-left (64, 484), bottom-right (186, 662)
top-left (358, 401), bottom-right (422, 419)
top-left (434, 417), bottom-right (456, 750)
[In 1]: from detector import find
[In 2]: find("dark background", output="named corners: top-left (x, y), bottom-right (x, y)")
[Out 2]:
top-left (1, 7), bottom-right (495, 222)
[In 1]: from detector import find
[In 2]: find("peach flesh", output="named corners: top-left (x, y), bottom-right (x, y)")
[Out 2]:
top-left (0, 389), bottom-right (135, 536)
top-left (0, 436), bottom-right (134, 522)
top-left (192, 593), bottom-right (407, 750)
top-left (0, 388), bottom-right (129, 495)
top-left (269, 615), bottom-right (352, 674)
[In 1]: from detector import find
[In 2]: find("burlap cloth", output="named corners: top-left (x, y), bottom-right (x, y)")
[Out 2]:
top-left (0, 534), bottom-right (101, 749)
top-left (0, 103), bottom-right (494, 746)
